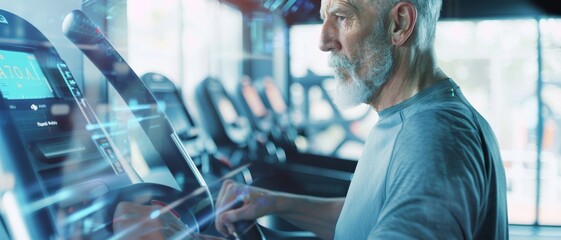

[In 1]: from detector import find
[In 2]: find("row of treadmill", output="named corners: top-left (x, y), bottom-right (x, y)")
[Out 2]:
top-left (0, 9), bottom-right (356, 240)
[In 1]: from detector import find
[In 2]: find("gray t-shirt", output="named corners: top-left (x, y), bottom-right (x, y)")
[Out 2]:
top-left (334, 79), bottom-right (508, 239)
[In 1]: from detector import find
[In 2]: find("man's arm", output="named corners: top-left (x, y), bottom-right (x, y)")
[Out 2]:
top-left (215, 180), bottom-right (344, 240)
top-left (273, 192), bottom-right (345, 240)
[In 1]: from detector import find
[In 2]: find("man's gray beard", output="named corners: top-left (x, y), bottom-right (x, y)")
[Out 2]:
top-left (329, 25), bottom-right (393, 109)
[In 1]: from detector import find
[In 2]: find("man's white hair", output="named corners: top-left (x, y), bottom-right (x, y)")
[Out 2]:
top-left (375, 0), bottom-right (442, 48)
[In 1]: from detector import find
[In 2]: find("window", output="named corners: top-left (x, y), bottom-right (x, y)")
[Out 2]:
top-left (127, 0), bottom-right (182, 83)
top-left (437, 18), bottom-right (561, 225)
top-left (127, 0), bottom-right (243, 116)
top-left (538, 18), bottom-right (561, 225)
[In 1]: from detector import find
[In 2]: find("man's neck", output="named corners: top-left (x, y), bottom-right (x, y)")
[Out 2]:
top-left (370, 46), bottom-right (447, 112)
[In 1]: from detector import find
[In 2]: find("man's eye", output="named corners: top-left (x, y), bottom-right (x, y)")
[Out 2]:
top-left (336, 16), bottom-right (347, 22)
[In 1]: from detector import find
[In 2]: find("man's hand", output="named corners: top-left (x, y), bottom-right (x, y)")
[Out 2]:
top-left (215, 180), bottom-right (344, 239)
top-left (113, 201), bottom-right (223, 240)
top-left (214, 180), bottom-right (277, 237)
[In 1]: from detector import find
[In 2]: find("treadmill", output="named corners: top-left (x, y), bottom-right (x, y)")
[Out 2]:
top-left (140, 72), bottom-right (253, 189)
top-left (197, 76), bottom-right (353, 198)
top-left (0, 9), bottom-right (315, 240)
top-left (238, 76), bottom-right (299, 156)
top-left (0, 9), bottom-right (213, 239)
top-left (253, 76), bottom-right (359, 174)
top-left (196, 77), bottom-right (280, 168)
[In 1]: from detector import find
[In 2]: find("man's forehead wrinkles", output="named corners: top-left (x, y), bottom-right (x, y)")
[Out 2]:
top-left (339, 0), bottom-right (361, 14)
top-left (321, 0), bottom-right (361, 17)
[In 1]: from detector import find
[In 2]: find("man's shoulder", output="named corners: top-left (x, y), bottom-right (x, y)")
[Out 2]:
top-left (401, 101), bottom-right (479, 137)
top-left (386, 103), bottom-right (489, 194)
top-left (391, 102), bottom-right (485, 169)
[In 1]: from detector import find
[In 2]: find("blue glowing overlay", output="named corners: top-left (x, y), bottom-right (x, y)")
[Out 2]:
top-left (0, 49), bottom-right (54, 99)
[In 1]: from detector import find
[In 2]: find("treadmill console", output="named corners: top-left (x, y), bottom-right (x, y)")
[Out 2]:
top-left (0, 9), bottom-right (212, 239)
top-left (239, 76), bottom-right (274, 133)
top-left (140, 72), bottom-right (215, 165)
top-left (196, 77), bottom-right (251, 146)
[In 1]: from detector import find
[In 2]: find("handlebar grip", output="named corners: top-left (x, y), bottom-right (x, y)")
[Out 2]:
top-left (234, 220), bottom-right (263, 240)
top-left (231, 201), bottom-right (264, 240)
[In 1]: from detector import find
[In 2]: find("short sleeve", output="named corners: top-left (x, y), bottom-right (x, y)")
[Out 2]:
top-left (369, 110), bottom-right (485, 240)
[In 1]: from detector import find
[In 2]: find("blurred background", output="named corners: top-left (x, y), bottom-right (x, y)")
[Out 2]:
top-left (1, 0), bottom-right (561, 239)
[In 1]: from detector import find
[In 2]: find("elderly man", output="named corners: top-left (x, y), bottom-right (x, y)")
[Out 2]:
top-left (213, 0), bottom-right (508, 239)
top-left (114, 0), bottom-right (508, 239)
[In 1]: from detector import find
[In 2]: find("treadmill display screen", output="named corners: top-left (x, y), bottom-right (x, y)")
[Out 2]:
top-left (242, 84), bottom-right (267, 117)
top-left (264, 78), bottom-right (287, 114)
top-left (0, 49), bottom-right (54, 100)
top-left (153, 92), bottom-right (192, 135)
top-left (218, 96), bottom-right (238, 124)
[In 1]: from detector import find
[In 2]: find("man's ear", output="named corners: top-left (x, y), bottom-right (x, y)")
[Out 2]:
top-left (388, 2), bottom-right (417, 47)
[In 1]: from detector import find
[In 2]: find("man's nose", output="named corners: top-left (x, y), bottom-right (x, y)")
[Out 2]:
top-left (319, 20), bottom-right (342, 52)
